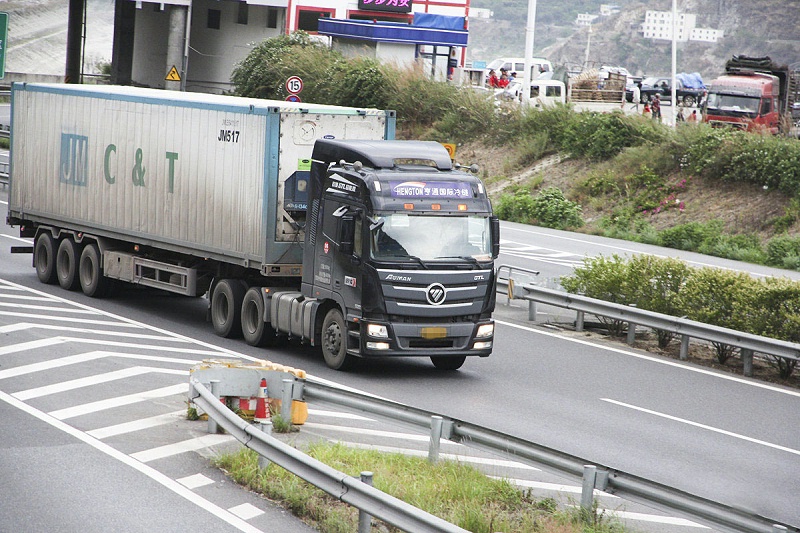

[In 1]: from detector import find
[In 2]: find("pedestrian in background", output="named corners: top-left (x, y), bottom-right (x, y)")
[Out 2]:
top-left (651, 94), bottom-right (662, 122)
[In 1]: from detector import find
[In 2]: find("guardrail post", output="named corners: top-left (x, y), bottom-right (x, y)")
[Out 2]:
top-left (575, 311), bottom-right (585, 332)
top-left (680, 335), bottom-right (690, 360)
top-left (281, 378), bottom-right (293, 421)
top-left (741, 349), bottom-right (754, 377)
top-left (258, 421), bottom-right (272, 469)
top-left (208, 380), bottom-right (221, 434)
top-left (428, 415), bottom-right (443, 463)
top-left (626, 305), bottom-right (637, 345)
top-left (358, 471), bottom-right (374, 533)
top-left (581, 465), bottom-right (597, 521)
top-left (528, 299), bottom-right (537, 321)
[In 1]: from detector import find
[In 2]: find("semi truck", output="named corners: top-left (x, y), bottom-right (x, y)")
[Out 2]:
top-left (703, 55), bottom-right (800, 134)
top-left (6, 83), bottom-right (499, 371)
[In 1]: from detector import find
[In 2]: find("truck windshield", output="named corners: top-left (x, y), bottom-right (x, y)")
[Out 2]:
top-left (706, 93), bottom-right (760, 117)
top-left (371, 213), bottom-right (492, 262)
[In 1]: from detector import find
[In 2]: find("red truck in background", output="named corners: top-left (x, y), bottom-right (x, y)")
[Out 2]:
top-left (703, 55), bottom-right (800, 134)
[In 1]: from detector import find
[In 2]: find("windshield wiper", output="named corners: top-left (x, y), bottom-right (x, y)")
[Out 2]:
top-left (435, 255), bottom-right (482, 267)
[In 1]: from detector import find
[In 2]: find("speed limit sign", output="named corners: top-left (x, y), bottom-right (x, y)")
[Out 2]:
top-left (286, 76), bottom-right (303, 95)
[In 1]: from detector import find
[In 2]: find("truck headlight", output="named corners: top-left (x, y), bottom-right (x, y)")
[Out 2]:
top-left (476, 323), bottom-right (494, 338)
top-left (367, 324), bottom-right (389, 338)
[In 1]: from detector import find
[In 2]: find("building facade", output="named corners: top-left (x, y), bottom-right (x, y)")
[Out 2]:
top-left (113, 0), bottom-right (471, 94)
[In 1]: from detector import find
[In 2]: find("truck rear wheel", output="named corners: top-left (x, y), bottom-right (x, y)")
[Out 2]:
top-left (430, 356), bottom-right (466, 371)
top-left (682, 95), bottom-right (695, 107)
top-left (79, 243), bottom-right (110, 297)
top-left (56, 237), bottom-right (82, 291)
top-left (34, 233), bottom-right (57, 284)
top-left (241, 287), bottom-right (281, 347)
top-left (321, 308), bottom-right (353, 370)
top-left (211, 279), bottom-right (246, 338)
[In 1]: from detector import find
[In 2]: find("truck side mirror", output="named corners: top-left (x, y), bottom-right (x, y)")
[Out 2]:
top-left (490, 216), bottom-right (500, 259)
top-left (339, 214), bottom-right (356, 256)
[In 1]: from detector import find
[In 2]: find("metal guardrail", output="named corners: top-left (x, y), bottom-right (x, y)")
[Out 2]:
top-left (496, 264), bottom-right (800, 375)
top-left (188, 378), bottom-right (469, 533)
top-left (301, 380), bottom-right (795, 533)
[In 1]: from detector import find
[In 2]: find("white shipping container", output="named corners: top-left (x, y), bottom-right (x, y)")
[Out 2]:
top-left (9, 84), bottom-right (392, 266)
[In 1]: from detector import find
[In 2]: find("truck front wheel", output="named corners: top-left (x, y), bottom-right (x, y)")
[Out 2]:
top-left (56, 237), bottom-right (83, 291)
top-left (211, 279), bottom-right (246, 338)
top-left (34, 233), bottom-right (57, 284)
top-left (241, 287), bottom-right (281, 347)
top-left (321, 308), bottom-right (353, 370)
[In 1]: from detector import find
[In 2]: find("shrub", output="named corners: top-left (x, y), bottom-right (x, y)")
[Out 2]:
top-left (494, 188), bottom-right (537, 224)
top-left (677, 268), bottom-right (758, 363)
top-left (745, 278), bottom-right (800, 378)
top-left (657, 220), bottom-right (723, 251)
top-left (766, 234), bottom-right (800, 270)
top-left (529, 187), bottom-right (584, 230)
top-left (623, 255), bottom-right (691, 347)
top-left (560, 254), bottom-right (630, 335)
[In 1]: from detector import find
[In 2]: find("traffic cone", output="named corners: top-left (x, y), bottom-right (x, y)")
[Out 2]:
top-left (254, 378), bottom-right (269, 422)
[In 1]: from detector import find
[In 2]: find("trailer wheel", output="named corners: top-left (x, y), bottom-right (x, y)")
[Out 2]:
top-left (211, 279), bottom-right (246, 338)
top-left (79, 243), bottom-right (109, 297)
top-left (56, 237), bottom-right (83, 291)
top-left (430, 356), bottom-right (466, 371)
top-left (321, 308), bottom-right (353, 370)
top-left (241, 287), bottom-right (281, 347)
top-left (34, 233), bottom-right (58, 284)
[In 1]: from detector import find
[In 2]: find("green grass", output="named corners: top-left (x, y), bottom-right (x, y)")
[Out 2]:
top-left (215, 442), bottom-right (628, 533)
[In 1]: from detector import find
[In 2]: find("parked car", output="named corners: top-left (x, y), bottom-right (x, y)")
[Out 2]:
top-left (636, 76), bottom-right (706, 107)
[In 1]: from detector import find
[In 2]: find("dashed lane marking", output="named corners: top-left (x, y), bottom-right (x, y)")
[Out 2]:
top-left (88, 410), bottom-right (186, 439)
top-left (49, 383), bottom-right (189, 420)
top-left (131, 434), bottom-right (237, 463)
top-left (12, 367), bottom-right (188, 400)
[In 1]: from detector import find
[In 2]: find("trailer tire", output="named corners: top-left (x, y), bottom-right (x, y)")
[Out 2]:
top-left (79, 243), bottom-right (109, 297)
top-left (241, 287), bottom-right (281, 347)
top-left (34, 233), bottom-right (58, 285)
top-left (430, 356), bottom-right (466, 371)
top-left (321, 308), bottom-right (353, 370)
top-left (211, 279), bottom-right (246, 338)
top-left (56, 237), bottom-right (82, 291)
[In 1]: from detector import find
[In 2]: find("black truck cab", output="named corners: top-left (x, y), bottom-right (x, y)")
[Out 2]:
top-left (301, 139), bottom-right (499, 370)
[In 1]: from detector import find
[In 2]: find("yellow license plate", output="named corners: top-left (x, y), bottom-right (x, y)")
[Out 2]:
top-left (420, 327), bottom-right (447, 339)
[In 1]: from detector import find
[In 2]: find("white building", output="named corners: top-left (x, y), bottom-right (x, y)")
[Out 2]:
top-left (600, 4), bottom-right (620, 17)
top-left (113, 0), bottom-right (471, 93)
top-left (576, 13), bottom-right (600, 26)
top-left (640, 10), bottom-right (722, 43)
top-left (641, 11), bottom-right (696, 41)
top-left (690, 27), bottom-right (723, 43)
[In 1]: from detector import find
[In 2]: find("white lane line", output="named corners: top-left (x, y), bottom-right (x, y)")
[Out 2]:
top-left (0, 233), bottom-right (30, 243)
top-left (564, 504), bottom-right (709, 528)
top-left (0, 337), bottom-right (67, 355)
top-left (1, 335), bottom-right (226, 355)
top-left (496, 320), bottom-right (800, 399)
top-left (340, 441), bottom-right (540, 471)
top-left (602, 398), bottom-right (800, 457)
top-left (177, 473), bottom-right (215, 490)
top-left (0, 351), bottom-right (199, 381)
top-left (13, 367), bottom-right (188, 400)
top-left (131, 434), bottom-right (236, 463)
top-left (489, 476), bottom-right (615, 497)
top-left (0, 301), bottom-right (100, 313)
top-left (0, 294), bottom-right (64, 301)
top-left (306, 408), bottom-right (373, 421)
top-left (303, 422), bottom-right (435, 442)
top-left (0, 311), bottom-right (139, 326)
top-left (49, 383), bottom-right (189, 420)
top-left (88, 410), bottom-right (186, 439)
top-left (228, 503), bottom-right (265, 521)
top-left (0, 390), bottom-right (265, 533)
top-left (0, 322), bottom-right (193, 341)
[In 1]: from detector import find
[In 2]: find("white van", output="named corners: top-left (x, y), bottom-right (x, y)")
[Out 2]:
top-left (486, 57), bottom-right (553, 81)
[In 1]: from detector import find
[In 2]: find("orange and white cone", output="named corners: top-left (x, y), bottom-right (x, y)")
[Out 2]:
top-left (254, 378), bottom-right (269, 422)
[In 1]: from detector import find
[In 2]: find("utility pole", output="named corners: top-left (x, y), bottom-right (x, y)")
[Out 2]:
top-left (522, 0), bottom-right (537, 105)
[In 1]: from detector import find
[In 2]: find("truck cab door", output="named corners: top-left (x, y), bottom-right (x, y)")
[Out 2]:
top-left (322, 200), bottom-right (363, 312)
